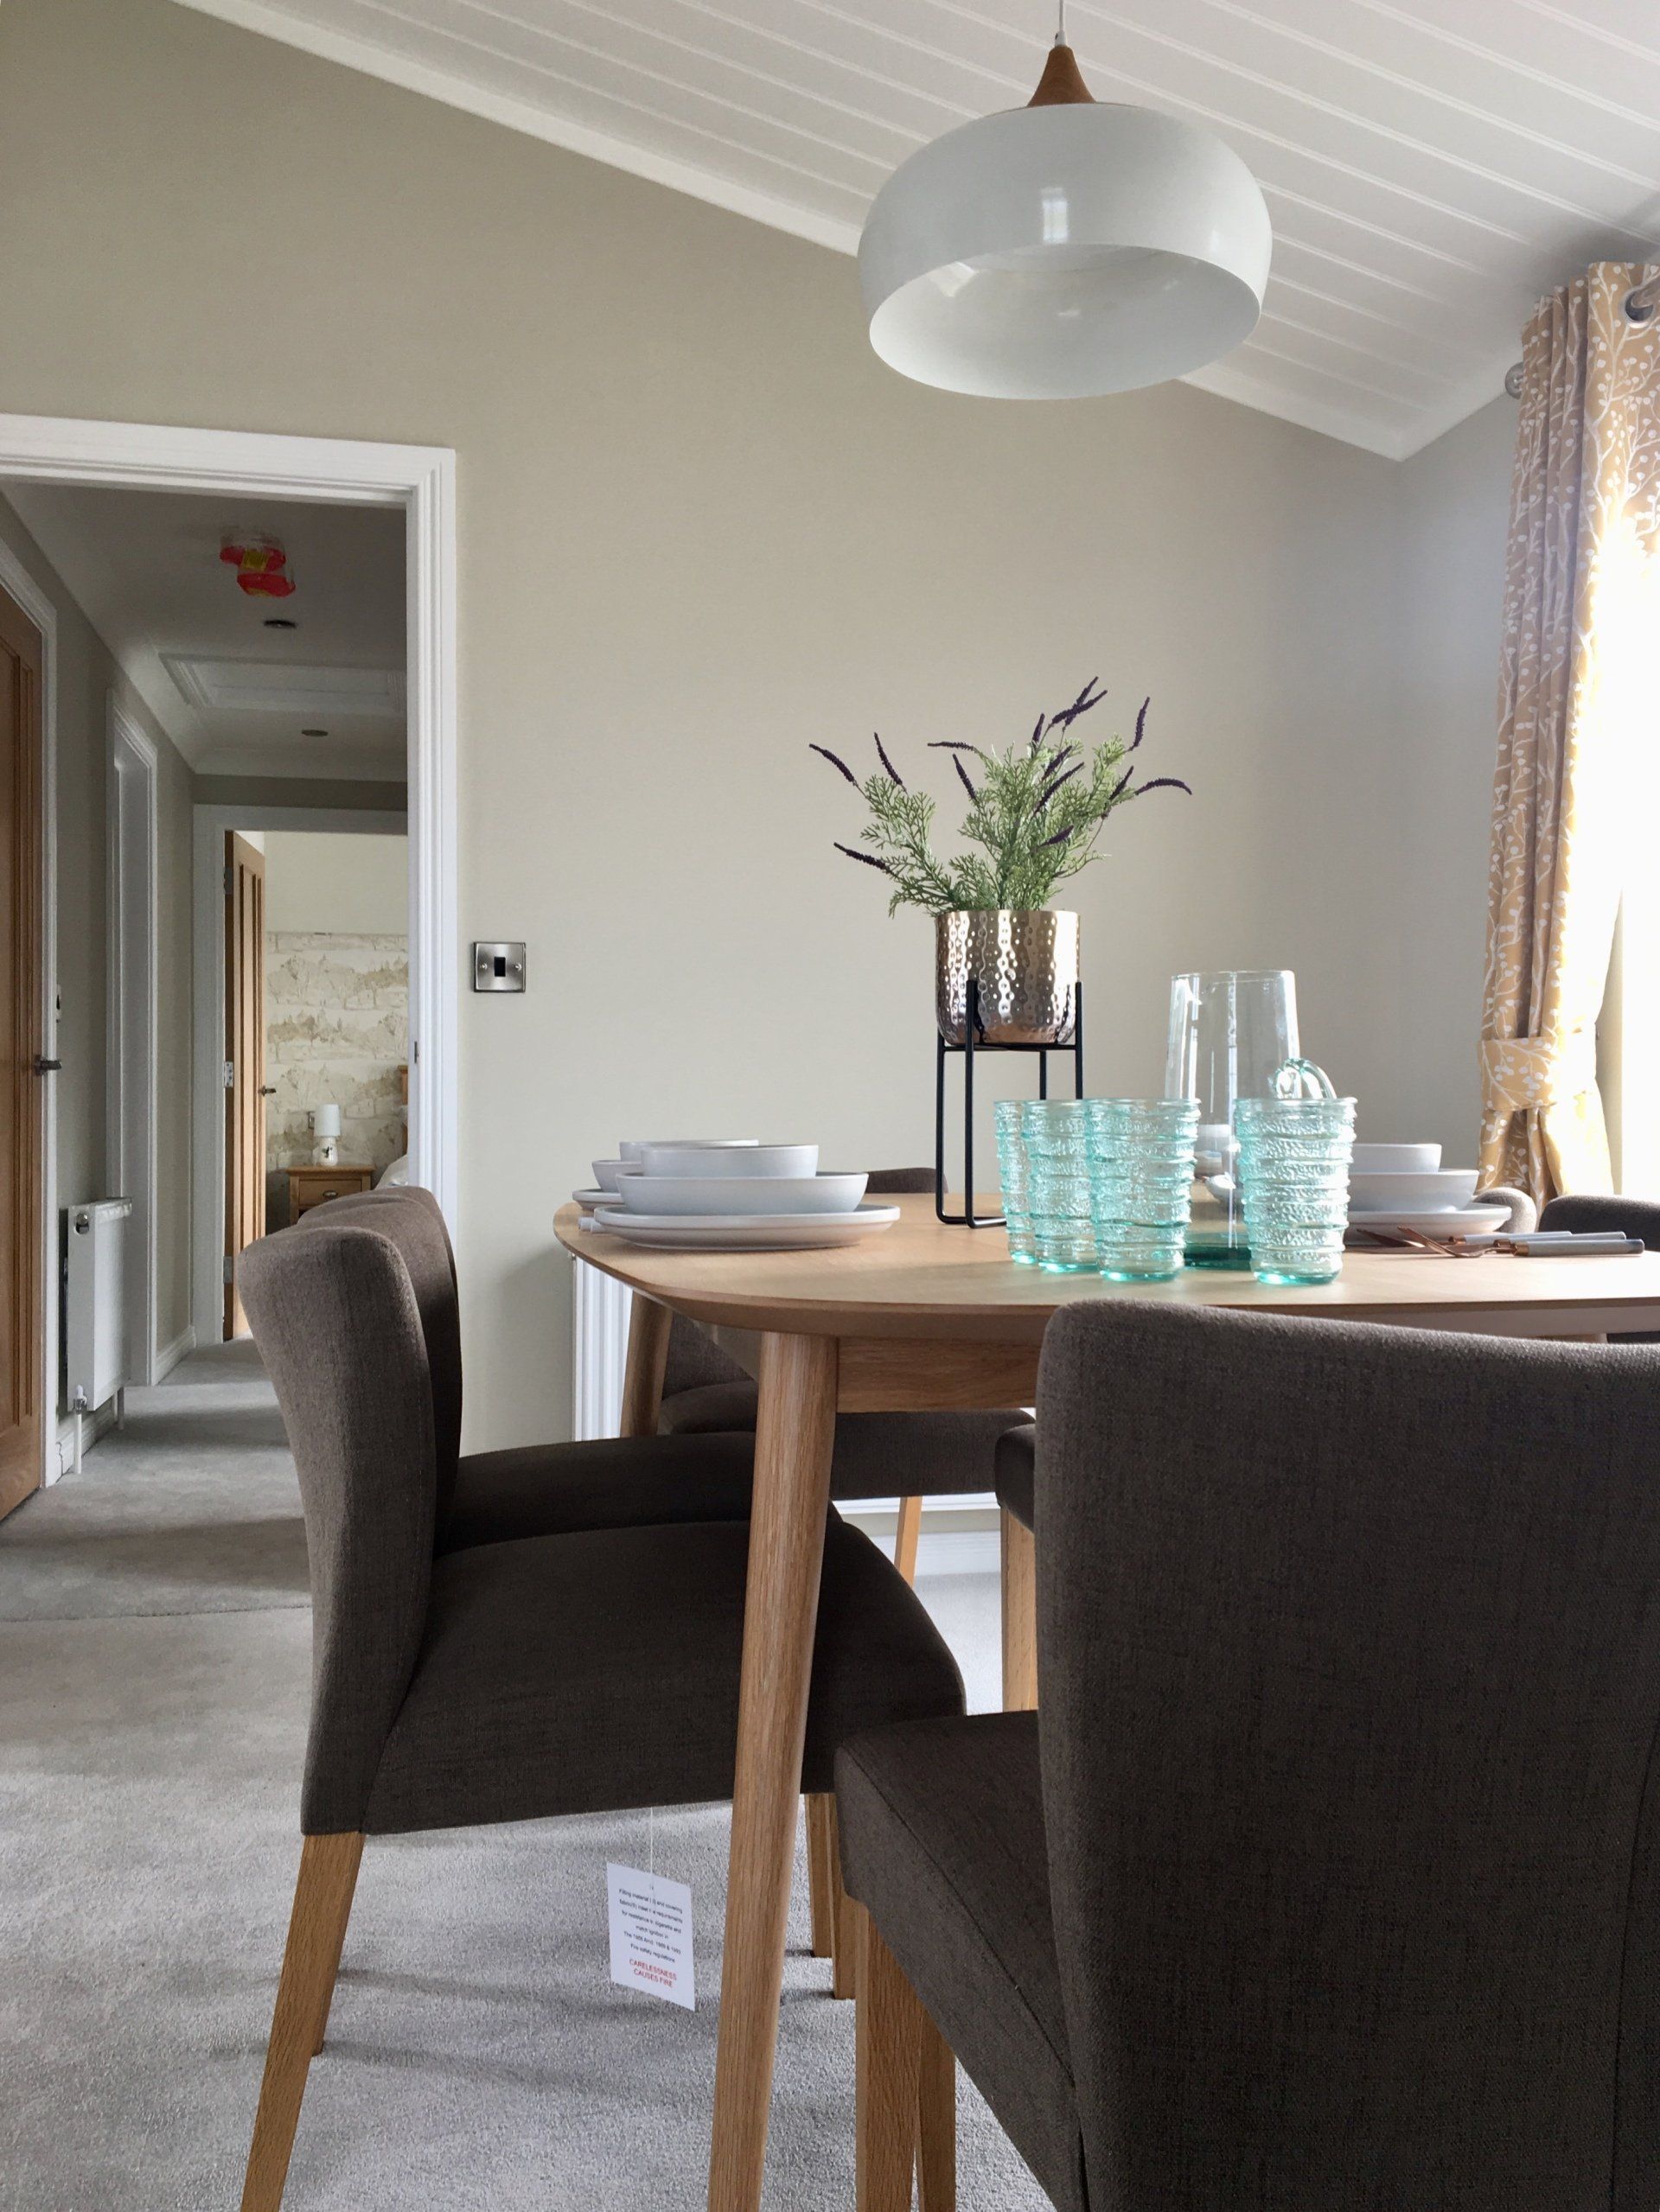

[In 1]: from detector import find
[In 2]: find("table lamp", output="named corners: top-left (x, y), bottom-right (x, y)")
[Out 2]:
top-left (313, 1101), bottom-right (342, 1166)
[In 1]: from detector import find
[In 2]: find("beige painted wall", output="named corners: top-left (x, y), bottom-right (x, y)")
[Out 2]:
top-left (0, 0), bottom-right (1513, 1448)
top-left (264, 832), bottom-right (407, 935)
top-left (0, 489), bottom-right (197, 1374)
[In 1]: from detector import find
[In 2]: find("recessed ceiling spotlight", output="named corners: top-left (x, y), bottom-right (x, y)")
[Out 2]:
top-left (301, 727), bottom-right (329, 737)
top-left (264, 617), bottom-right (297, 630)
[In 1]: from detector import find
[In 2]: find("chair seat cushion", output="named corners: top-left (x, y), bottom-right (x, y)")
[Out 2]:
top-left (995, 1424), bottom-right (1036, 1532)
top-left (659, 1385), bottom-right (1029, 1502)
top-left (444, 1433), bottom-right (757, 1551)
top-left (837, 1713), bottom-right (1085, 2212)
top-left (361, 1517), bottom-right (965, 1835)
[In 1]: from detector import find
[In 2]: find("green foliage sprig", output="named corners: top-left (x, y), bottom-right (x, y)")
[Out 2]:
top-left (810, 679), bottom-right (1190, 917)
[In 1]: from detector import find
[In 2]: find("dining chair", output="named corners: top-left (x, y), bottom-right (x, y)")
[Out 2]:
top-left (297, 1184), bottom-right (760, 1546)
top-left (837, 1300), bottom-right (1660, 2212)
top-left (1540, 1194), bottom-right (1660, 1340)
top-left (237, 1216), bottom-right (965, 2212)
top-left (993, 1423), bottom-right (1036, 1712)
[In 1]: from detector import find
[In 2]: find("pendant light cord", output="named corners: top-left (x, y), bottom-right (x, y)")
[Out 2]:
top-left (1055, 0), bottom-right (1067, 45)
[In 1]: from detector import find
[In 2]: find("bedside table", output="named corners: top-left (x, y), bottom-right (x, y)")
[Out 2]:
top-left (286, 1165), bottom-right (375, 1221)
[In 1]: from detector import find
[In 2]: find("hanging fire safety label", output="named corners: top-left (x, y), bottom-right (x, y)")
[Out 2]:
top-left (607, 1863), bottom-right (695, 2011)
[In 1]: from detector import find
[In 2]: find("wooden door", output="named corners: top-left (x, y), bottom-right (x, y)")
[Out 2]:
top-left (0, 583), bottom-right (43, 1521)
top-left (223, 832), bottom-right (267, 1337)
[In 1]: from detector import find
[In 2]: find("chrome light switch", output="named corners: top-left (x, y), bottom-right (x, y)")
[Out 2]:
top-left (473, 941), bottom-right (527, 992)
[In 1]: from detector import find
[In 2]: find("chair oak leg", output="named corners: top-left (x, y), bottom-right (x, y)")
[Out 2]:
top-left (916, 2005), bottom-right (957, 2212)
top-left (893, 1494), bottom-right (923, 1584)
top-left (806, 1794), bottom-right (837, 1960)
top-left (241, 1832), bottom-right (364, 2212)
top-left (855, 1903), bottom-right (924, 2212)
top-left (1000, 1507), bottom-right (1038, 1712)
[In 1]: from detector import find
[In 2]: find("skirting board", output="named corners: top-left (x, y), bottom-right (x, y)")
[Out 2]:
top-left (842, 1508), bottom-right (1001, 1579)
top-left (154, 1326), bottom-right (196, 1383)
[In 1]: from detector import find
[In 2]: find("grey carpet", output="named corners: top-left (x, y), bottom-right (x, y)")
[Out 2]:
top-left (0, 1346), bottom-right (1045, 2209)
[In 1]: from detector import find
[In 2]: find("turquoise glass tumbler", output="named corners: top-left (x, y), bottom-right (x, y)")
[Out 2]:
top-left (1022, 1100), bottom-right (1097, 1272)
top-left (1235, 1094), bottom-right (1357, 1284)
top-left (994, 1100), bottom-right (1037, 1265)
top-left (1085, 1099), bottom-right (1199, 1280)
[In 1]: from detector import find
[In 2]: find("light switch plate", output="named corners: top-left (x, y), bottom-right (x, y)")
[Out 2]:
top-left (473, 941), bottom-right (527, 992)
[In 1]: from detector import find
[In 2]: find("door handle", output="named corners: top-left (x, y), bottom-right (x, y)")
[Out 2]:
top-left (33, 1057), bottom-right (61, 1074)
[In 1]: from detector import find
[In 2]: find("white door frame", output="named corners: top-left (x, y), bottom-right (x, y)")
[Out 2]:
top-left (107, 699), bottom-right (160, 1383)
top-left (0, 411), bottom-right (456, 1485)
top-left (191, 803), bottom-right (407, 1345)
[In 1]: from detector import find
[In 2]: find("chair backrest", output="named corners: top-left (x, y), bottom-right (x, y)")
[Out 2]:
top-left (298, 1185), bottom-right (463, 1535)
top-left (661, 1167), bottom-right (935, 1399)
top-left (241, 1220), bottom-right (438, 1835)
top-left (1035, 1301), bottom-right (1660, 2212)
top-left (1542, 1192), bottom-right (1660, 1247)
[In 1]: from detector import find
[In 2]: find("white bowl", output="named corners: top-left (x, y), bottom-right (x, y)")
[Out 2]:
top-left (1351, 1142), bottom-right (1442, 1174)
top-left (622, 1171), bottom-right (865, 1216)
top-left (1347, 1169), bottom-right (1478, 1214)
top-left (619, 1138), bottom-right (758, 1163)
top-left (591, 1157), bottom-right (628, 1193)
top-left (639, 1144), bottom-right (818, 1180)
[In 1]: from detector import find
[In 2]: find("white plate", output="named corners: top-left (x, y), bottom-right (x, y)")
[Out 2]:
top-left (622, 1171), bottom-right (865, 1216)
top-left (1348, 1169), bottom-right (1478, 1211)
top-left (595, 1202), bottom-right (900, 1251)
top-left (1348, 1202), bottom-right (1511, 1236)
top-left (572, 1188), bottom-right (617, 1209)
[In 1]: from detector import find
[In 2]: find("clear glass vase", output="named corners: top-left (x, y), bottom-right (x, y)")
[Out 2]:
top-left (1165, 971), bottom-right (1299, 1270)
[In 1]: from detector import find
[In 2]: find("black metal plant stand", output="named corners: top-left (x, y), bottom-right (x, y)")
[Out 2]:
top-left (935, 979), bottom-right (1085, 1227)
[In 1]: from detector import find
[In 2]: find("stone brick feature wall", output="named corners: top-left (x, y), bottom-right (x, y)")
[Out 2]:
top-left (265, 931), bottom-right (408, 1173)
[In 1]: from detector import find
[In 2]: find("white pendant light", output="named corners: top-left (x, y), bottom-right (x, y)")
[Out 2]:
top-left (858, 14), bottom-right (1271, 400)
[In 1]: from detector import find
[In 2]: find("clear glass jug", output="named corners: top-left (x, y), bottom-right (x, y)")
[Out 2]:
top-left (1165, 971), bottom-right (1299, 1269)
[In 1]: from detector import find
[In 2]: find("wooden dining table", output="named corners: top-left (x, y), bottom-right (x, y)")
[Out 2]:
top-left (554, 1195), bottom-right (1660, 2210)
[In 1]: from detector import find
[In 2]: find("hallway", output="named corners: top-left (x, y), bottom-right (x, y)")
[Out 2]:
top-left (0, 1346), bottom-right (1033, 2211)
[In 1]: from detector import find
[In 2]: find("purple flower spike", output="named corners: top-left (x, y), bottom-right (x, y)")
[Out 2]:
top-left (1131, 696), bottom-right (1150, 751)
top-left (1107, 765), bottom-right (1134, 803)
top-left (1041, 824), bottom-right (1076, 848)
top-left (952, 754), bottom-right (979, 803)
top-left (809, 743), bottom-right (859, 787)
top-left (1034, 760), bottom-right (1083, 811)
top-left (1029, 713), bottom-right (1047, 754)
top-left (835, 841), bottom-right (897, 874)
top-left (1134, 777), bottom-right (1191, 796)
top-left (872, 732), bottom-right (906, 788)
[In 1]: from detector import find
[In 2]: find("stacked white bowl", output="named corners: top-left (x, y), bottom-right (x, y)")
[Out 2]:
top-left (1345, 1143), bottom-right (1503, 1233)
top-left (578, 1139), bottom-right (895, 1250)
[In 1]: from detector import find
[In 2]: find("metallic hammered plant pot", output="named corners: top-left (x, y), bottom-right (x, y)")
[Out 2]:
top-left (935, 908), bottom-right (1080, 1045)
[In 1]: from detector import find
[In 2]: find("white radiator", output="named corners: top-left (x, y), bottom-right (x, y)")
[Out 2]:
top-left (572, 1253), bottom-right (631, 1441)
top-left (64, 1197), bottom-right (132, 1416)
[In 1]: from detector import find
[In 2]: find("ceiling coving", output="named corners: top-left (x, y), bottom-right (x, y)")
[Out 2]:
top-left (174, 0), bottom-right (1660, 459)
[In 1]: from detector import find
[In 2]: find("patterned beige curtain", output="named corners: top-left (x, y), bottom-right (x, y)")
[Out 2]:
top-left (1480, 263), bottom-right (1660, 1204)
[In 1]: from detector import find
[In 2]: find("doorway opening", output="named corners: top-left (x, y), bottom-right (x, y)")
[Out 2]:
top-left (0, 411), bottom-right (455, 1500)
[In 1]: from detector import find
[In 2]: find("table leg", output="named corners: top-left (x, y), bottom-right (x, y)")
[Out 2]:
top-left (619, 1293), bottom-right (671, 1438)
top-left (708, 1329), bottom-right (839, 2212)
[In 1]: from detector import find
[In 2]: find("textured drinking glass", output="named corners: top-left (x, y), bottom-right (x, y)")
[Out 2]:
top-left (1165, 971), bottom-right (1299, 1270)
top-left (1085, 1099), bottom-right (1199, 1280)
top-left (994, 1100), bottom-right (1037, 1265)
top-left (1235, 1092), bottom-right (1357, 1284)
top-left (1022, 1100), bottom-right (1097, 1272)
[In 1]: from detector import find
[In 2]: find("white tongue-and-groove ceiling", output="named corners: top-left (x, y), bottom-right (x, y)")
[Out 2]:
top-left (175, 0), bottom-right (1660, 460)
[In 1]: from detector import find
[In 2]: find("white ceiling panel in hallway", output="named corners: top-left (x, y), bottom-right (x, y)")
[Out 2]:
top-left (175, 0), bottom-right (1660, 456)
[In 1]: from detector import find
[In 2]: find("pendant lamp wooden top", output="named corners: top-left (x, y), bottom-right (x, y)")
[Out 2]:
top-left (1027, 41), bottom-right (1095, 106)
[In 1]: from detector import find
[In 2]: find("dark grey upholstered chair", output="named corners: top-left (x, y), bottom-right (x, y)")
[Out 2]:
top-left (238, 1214), bottom-right (963, 2212)
top-left (657, 1169), bottom-right (1027, 1580)
top-left (837, 1301), bottom-right (1660, 2212)
top-left (297, 1183), bottom-right (757, 1546)
top-left (1539, 1194), bottom-right (1660, 1341)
